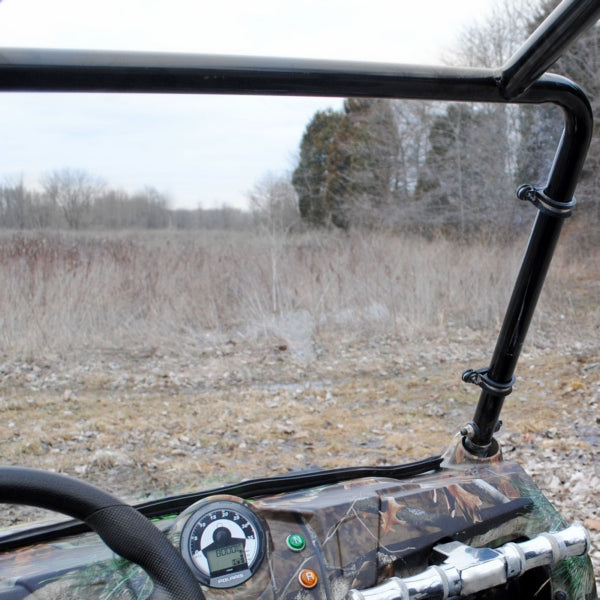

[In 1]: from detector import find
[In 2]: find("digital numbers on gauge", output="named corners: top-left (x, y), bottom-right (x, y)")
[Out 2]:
top-left (180, 499), bottom-right (266, 589)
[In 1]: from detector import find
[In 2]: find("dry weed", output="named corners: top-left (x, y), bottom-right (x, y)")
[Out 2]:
top-left (2, 229), bottom-right (590, 360)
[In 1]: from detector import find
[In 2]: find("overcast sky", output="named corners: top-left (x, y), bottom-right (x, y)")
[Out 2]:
top-left (0, 0), bottom-right (498, 209)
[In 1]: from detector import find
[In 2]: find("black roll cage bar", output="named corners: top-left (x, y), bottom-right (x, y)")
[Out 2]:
top-left (1, 0), bottom-right (599, 455)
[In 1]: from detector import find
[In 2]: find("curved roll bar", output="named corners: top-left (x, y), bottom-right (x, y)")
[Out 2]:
top-left (1, 0), bottom-right (599, 455)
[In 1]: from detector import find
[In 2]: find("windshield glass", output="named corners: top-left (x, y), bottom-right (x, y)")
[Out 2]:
top-left (0, 5), bottom-right (598, 585)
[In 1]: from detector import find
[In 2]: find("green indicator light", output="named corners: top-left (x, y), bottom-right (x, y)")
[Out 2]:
top-left (286, 533), bottom-right (306, 552)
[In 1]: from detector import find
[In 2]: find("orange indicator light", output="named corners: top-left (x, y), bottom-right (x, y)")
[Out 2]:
top-left (298, 568), bottom-right (318, 589)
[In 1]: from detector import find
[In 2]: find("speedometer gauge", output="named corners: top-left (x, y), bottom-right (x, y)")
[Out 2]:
top-left (180, 498), bottom-right (267, 588)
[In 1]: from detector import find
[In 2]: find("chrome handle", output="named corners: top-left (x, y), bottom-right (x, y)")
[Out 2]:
top-left (347, 524), bottom-right (590, 600)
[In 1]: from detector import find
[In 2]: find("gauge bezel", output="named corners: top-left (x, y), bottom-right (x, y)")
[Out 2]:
top-left (180, 499), bottom-right (267, 589)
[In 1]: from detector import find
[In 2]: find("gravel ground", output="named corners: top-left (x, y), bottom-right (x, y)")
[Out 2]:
top-left (1, 329), bottom-right (598, 591)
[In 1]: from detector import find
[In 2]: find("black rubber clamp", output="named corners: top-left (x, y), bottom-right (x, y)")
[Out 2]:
top-left (462, 367), bottom-right (516, 396)
top-left (517, 184), bottom-right (575, 218)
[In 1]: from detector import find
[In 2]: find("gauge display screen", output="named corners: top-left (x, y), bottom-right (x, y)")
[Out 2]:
top-left (180, 498), bottom-right (267, 589)
top-left (205, 542), bottom-right (247, 573)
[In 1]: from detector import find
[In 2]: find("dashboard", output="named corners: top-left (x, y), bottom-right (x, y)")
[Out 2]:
top-left (0, 455), bottom-right (584, 600)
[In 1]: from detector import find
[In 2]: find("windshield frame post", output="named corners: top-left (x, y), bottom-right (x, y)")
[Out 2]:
top-left (463, 76), bottom-right (593, 456)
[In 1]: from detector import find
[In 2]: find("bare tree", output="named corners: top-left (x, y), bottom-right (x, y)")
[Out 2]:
top-left (447, 0), bottom-right (532, 68)
top-left (249, 172), bottom-right (300, 234)
top-left (391, 101), bottom-right (436, 204)
top-left (248, 172), bottom-right (300, 314)
top-left (42, 168), bottom-right (104, 229)
top-left (415, 0), bottom-right (542, 238)
top-left (0, 176), bottom-right (29, 228)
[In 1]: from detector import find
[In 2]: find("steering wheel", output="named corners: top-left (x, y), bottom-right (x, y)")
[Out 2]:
top-left (0, 466), bottom-right (204, 600)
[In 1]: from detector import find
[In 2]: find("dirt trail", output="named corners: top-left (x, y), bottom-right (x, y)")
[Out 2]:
top-left (1, 332), bottom-right (598, 588)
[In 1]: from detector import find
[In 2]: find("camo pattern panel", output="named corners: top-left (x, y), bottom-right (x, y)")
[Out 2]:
top-left (0, 448), bottom-right (596, 600)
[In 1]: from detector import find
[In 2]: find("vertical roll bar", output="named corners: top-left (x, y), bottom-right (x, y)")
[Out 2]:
top-left (464, 0), bottom-right (600, 453)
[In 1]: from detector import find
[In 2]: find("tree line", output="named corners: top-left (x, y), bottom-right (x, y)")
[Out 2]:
top-left (291, 0), bottom-right (600, 237)
top-left (0, 168), bottom-right (255, 231)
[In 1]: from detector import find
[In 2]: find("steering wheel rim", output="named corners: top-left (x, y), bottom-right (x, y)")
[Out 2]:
top-left (0, 466), bottom-right (204, 600)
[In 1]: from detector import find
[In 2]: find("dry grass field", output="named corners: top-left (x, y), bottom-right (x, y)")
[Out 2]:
top-left (0, 227), bottom-right (598, 586)
top-left (0, 228), bottom-right (531, 357)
